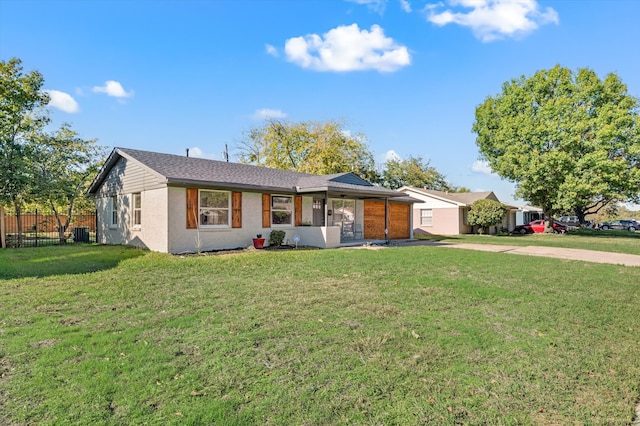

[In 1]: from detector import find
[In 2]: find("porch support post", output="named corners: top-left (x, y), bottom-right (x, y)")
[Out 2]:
top-left (408, 203), bottom-right (414, 239)
top-left (385, 198), bottom-right (389, 243)
top-left (324, 191), bottom-right (329, 226)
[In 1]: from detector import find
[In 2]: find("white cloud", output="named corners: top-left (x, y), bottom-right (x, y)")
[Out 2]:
top-left (471, 160), bottom-right (494, 175)
top-left (265, 44), bottom-right (278, 57)
top-left (284, 23), bottom-right (411, 73)
top-left (384, 149), bottom-right (401, 162)
top-left (92, 80), bottom-right (134, 98)
top-left (400, 0), bottom-right (412, 13)
top-left (426, 0), bottom-right (559, 42)
top-left (45, 90), bottom-right (80, 113)
top-left (188, 147), bottom-right (219, 160)
top-left (346, 0), bottom-right (387, 14)
top-left (252, 108), bottom-right (288, 120)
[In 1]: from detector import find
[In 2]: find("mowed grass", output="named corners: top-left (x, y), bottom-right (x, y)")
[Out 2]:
top-left (1, 244), bottom-right (639, 425)
top-left (417, 229), bottom-right (640, 255)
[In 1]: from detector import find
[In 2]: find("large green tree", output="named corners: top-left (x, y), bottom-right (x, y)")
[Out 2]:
top-left (0, 58), bottom-right (50, 245)
top-left (237, 119), bottom-right (379, 182)
top-left (31, 123), bottom-right (103, 242)
top-left (381, 155), bottom-right (450, 190)
top-left (1, 57), bottom-right (101, 245)
top-left (473, 65), bottom-right (640, 228)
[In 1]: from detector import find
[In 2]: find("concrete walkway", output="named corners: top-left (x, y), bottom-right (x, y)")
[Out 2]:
top-left (388, 239), bottom-right (640, 267)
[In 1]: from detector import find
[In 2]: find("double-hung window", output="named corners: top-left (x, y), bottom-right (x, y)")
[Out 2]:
top-left (420, 209), bottom-right (433, 226)
top-left (110, 196), bottom-right (118, 227)
top-left (132, 193), bottom-right (141, 227)
top-left (199, 190), bottom-right (230, 227)
top-left (271, 195), bottom-right (293, 225)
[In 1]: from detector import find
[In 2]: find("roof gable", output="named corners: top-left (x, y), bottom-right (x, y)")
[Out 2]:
top-left (328, 172), bottom-right (373, 187)
top-left (398, 186), bottom-right (500, 206)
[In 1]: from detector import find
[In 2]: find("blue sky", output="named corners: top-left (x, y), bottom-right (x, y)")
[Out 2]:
top-left (2, 0), bottom-right (639, 205)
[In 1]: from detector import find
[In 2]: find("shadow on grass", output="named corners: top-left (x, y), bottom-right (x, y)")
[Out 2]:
top-left (413, 234), bottom-right (462, 242)
top-left (0, 244), bottom-right (147, 279)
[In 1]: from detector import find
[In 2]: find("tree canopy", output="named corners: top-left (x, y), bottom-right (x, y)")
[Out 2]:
top-left (237, 119), bottom-right (457, 191)
top-left (0, 58), bottom-right (50, 207)
top-left (237, 119), bottom-right (379, 182)
top-left (381, 155), bottom-right (451, 191)
top-left (1, 57), bottom-right (102, 244)
top-left (473, 65), bottom-right (640, 223)
top-left (31, 123), bottom-right (102, 240)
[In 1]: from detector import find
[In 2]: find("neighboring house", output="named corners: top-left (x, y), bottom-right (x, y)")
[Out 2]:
top-left (516, 205), bottom-right (545, 225)
top-left (398, 187), bottom-right (518, 235)
top-left (87, 148), bottom-right (414, 254)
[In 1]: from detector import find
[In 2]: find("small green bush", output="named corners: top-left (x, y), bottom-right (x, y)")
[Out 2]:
top-left (468, 199), bottom-right (507, 234)
top-left (269, 230), bottom-right (286, 247)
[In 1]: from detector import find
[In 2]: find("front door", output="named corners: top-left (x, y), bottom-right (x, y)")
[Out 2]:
top-left (312, 198), bottom-right (325, 226)
top-left (332, 199), bottom-right (358, 242)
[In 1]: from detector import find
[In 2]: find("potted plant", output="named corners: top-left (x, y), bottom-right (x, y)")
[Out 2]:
top-left (252, 233), bottom-right (265, 249)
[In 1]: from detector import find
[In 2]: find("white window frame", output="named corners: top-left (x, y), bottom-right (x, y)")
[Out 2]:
top-left (109, 196), bottom-right (118, 228)
top-left (199, 190), bottom-right (231, 228)
top-left (271, 195), bottom-right (293, 226)
top-left (132, 193), bottom-right (142, 228)
top-left (420, 209), bottom-right (433, 226)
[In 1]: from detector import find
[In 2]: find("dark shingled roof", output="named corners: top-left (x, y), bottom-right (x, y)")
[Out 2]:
top-left (88, 147), bottom-right (404, 198)
top-left (401, 187), bottom-right (499, 206)
top-left (420, 189), bottom-right (497, 205)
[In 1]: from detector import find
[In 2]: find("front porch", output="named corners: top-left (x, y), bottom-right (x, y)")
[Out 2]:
top-left (275, 225), bottom-right (389, 249)
top-left (274, 193), bottom-right (411, 249)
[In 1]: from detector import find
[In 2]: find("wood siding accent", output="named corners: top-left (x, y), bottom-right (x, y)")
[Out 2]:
top-left (388, 202), bottom-right (410, 239)
top-left (294, 196), bottom-right (302, 226)
top-left (186, 188), bottom-right (198, 229)
top-left (262, 194), bottom-right (271, 228)
top-left (232, 191), bottom-right (242, 228)
top-left (364, 200), bottom-right (386, 240)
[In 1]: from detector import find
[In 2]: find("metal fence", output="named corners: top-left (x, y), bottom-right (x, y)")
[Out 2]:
top-left (1, 208), bottom-right (97, 248)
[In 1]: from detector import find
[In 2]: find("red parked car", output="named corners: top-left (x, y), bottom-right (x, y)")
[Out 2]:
top-left (512, 220), bottom-right (568, 235)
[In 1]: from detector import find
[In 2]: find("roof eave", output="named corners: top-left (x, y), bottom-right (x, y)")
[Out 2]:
top-left (399, 186), bottom-right (467, 206)
top-left (297, 185), bottom-right (405, 198)
top-left (166, 178), bottom-right (298, 194)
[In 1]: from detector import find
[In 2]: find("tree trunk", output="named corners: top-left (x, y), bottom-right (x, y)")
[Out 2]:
top-left (544, 209), bottom-right (554, 233)
top-left (50, 200), bottom-right (70, 244)
top-left (574, 207), bottom-right (587, 225)
top-left (54, 212), bottom-right (68, 244)
top-left (13, 199), bottom-right (23, 247)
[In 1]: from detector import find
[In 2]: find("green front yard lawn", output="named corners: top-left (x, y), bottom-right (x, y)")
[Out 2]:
top-left (1, 244), bottom-right (639, 424)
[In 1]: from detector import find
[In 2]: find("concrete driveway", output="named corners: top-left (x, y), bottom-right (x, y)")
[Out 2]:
top-left (390, 240), bottom-right (640, 267)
